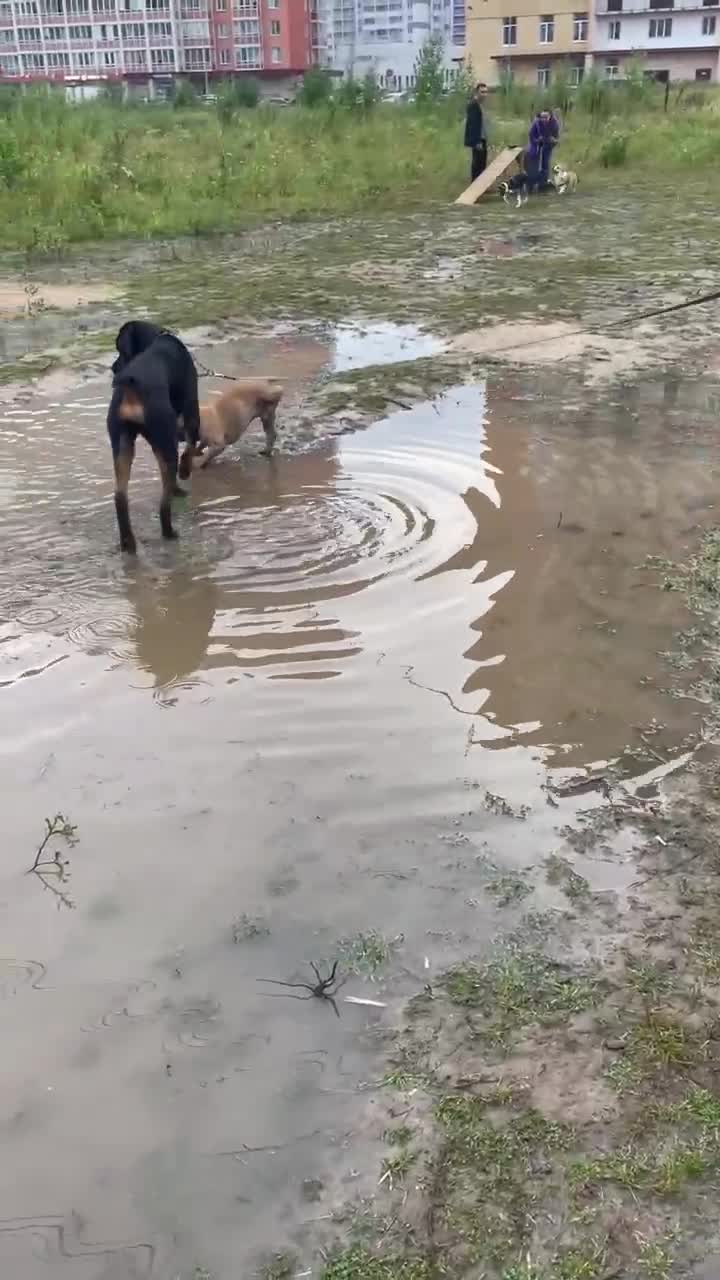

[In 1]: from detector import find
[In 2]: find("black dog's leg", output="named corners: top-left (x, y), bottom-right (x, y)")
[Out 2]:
top-left (112, 436), bottom-right (136, 554)
top-left (108, 389), bottom-right (137, 553)
top-left (149, 412), bottom-right (181, 540)
top-left (177, 368), bottom-right (201, 481)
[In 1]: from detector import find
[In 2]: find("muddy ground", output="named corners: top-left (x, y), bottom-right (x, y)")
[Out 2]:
top-left (2, 185), bottom-right (720, 1279)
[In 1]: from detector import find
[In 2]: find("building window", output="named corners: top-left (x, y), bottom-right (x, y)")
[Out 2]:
top-left (502, 15), bottom-right (516, 44)
top-left (45, 26), bottom-right (64, 39)
top-left (148, 20), bottom-right (172, 35)
top-left (608, 18), bottom-right (621, 37)
top-left (606, 0), bottom-right (622, 10)
top-left (537, 62), bottom-right (550, 85)
top-left (569, 60), bottom-right (584, 84)
top-left (47, 50), bottom-right (70, 66)
top-left (235, 43), bottom-right (260, 64)
top-left (696, 66), bottom-right (712, 77)
top-left (68, 22), bottom-right (92, 35)
top-left (125, 48), bottom-right (147, 66)
top-left (271, 43), bottom-right (280, 60)
top-left (270, 18), bottom-right (280, 33)
top-left (74, 48), bottom-right (94, 64)
top-left (649, 16), bottom-right (672, 35)
top-left (702, 14), bottom-right (716, 32)
top-left (267, 0), bottom-right (278, 7)
top-left (103, 49), bottom-right (116, 64)
top-left (150, 46), bottom-right (175, 63)
top-left (22, 50), bottom-right (45, 67)
top-left (539, 13), bottom-right (554, 41)
top-left (216, 0), bottom-right (227, 7)
top-left (219, 46), bottom-right (230, 62)
top-left (216, 21), bottom-right (229, 34)
top-left (573, 10), bottom-right (587, 38)
top-left (605, 57), bottom-right (619, 77)
top-left (16, 26), bottom-right (41, 40)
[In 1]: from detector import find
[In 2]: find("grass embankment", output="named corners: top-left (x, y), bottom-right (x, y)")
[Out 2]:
top-left (1, 78), bottom-right (720, 252)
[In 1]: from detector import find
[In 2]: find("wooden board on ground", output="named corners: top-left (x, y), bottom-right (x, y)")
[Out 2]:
top-left (454, 147), bottom-right (523, 207)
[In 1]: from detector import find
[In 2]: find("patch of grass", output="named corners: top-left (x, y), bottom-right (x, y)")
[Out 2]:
top-left (232, 913), bottom-right (270, 942)
top-left (384, 1125), bottom-right (413, 1146)
top-left (571, 1139), bottom-right (713, 1195)
top-left (554, 1241), bottom-right (608, 1278)
top-left (624, 957), bottom-right (676, 1002)
top-left (337, 929), bottom-right (398, 978)
top-left (379, 1148), bottom-right (416, 1187)
top-left (434, 1098), bottom-right (572, 1267)
top-left (320, 1247), bottom-right (433, 1280)
top-left (636, 1235), bottom-right (673, 1279)
top-left (443, 947), bottom-right (599, 1046)
top-left (544, 854), bottom-right (591, 904)
top-left (258, 1254), bottom-right (297, 1280)
top-left (606, 1015), bottom-right (704, 1094)
top-left (487, 872), bottom-right (533, 907)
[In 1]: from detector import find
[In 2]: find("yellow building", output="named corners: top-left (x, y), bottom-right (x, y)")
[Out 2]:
top-left (467, 0), bottom-right (591, 87)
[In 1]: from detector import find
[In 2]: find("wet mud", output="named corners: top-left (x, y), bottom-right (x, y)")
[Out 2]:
top-left (2, 204), bottom-right (720, 1278)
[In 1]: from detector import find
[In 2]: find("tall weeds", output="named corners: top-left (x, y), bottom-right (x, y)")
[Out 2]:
top-left (0, 81), bottom-right (716, 253)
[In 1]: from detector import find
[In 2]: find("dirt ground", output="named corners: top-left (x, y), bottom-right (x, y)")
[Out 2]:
top-left (2, 183), bottom-right (720, 1279)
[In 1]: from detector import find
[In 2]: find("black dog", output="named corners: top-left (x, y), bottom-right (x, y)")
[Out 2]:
top-left (107, 320), bottom-right (201, 553)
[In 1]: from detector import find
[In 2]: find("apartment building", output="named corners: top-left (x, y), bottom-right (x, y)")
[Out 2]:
top-left (593, 0), bottom-right (720, 83)
top-left (467, 0), bottom-right (590, 85)
top-left (0, 0), bottom-right (316, 91)
top-left (315, 0), bottom-right (465, 89)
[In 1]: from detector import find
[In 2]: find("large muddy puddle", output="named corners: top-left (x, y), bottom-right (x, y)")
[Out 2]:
top-left (0, 323), bottom-right (718, 1277)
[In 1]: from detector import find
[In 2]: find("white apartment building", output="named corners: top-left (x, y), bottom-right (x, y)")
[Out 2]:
top-left (592, 0), bottom-right (720, 81)
top-left (315, 0), bottom-right (464, 90)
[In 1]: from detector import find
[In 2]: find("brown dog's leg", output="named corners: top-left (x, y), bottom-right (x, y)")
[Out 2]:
top-left (259, 403), bottom-right (278, 457)
top-left (113, 438), bottom-right (136, 554)
top-left (152, 448), bottom-right (179, 541)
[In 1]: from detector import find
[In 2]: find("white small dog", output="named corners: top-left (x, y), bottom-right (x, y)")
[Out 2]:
top-left (552, 164), bottom-right (578, 195)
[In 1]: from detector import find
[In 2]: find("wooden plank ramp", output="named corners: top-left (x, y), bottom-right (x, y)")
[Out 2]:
top-left (455, 147), bottom-right (523, 207)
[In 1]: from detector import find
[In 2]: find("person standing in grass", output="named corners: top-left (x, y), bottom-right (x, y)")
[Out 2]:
top-left (464, 82), bottom-right (489, 182)
top-left (527, 107), bottom-right (560, 191)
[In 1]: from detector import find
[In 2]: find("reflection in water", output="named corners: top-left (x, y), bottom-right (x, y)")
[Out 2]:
top-left (0, 370), bottom-right (717, 763)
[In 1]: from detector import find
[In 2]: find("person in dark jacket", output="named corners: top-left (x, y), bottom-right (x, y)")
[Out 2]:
top-left (527, 108), bottom-right (560, 191)
top-left (464, 82), bottom-right (488, 182)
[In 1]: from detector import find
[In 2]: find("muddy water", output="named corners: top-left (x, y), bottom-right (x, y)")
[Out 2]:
top-left (0, 330), bottom-right (717, 1278)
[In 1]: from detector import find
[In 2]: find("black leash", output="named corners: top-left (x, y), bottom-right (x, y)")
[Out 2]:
top-left (190, 284), bottom-right (720, 375)
top-left (195, 356), bottom-right (238, 382)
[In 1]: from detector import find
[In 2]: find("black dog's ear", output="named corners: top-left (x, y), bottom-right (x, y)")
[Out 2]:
top-left (115, 322), bottom-right (136, 362)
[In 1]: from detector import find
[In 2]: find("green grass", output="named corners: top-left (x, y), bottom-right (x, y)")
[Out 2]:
top-left (336, 929), bottom-right (397, 978)
top-left (3, 82), bottom-right (720, 252)
top-left (320, 1248), bottom-right (433, 1280)
top-left (606, 1014), bottom-right (705, 1094)
top-left (443, 947), bottom-right (599, 1046)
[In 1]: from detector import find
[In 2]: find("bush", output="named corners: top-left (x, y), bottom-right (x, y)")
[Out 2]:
top-left (234, 76), bottom-right (260, 109)
top-left (414, 34), bottom-right (445, 107)
top-left (599, 131), bottom-right (628, 167)
top-left (298, 67), bottom-right (334, 108)
top-left (172, 79), bottom-right (197, 110)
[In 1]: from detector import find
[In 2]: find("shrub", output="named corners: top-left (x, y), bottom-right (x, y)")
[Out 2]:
top-left (599, 131), bottom-right (628, 167)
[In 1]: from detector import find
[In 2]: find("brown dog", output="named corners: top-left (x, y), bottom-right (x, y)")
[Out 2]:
top-left (191, 377), bottom-right (282, 468)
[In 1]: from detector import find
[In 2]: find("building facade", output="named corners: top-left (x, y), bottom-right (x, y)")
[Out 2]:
top-left (592, 0), bottom-right (720, 83)
top-left (315, 0), bottom-right (465, 89)
top-left (467, 0), bottom-right (590, 85)
top-left (0, 0), bottom-right (316, 92)
top-left (467, 0), bottom-right (719, 83)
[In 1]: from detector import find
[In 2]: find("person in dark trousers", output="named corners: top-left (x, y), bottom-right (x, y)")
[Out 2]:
top-left (464, 82), bottom-right (489, 182)
top-left (527, 108), bottom-right (560, 191)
